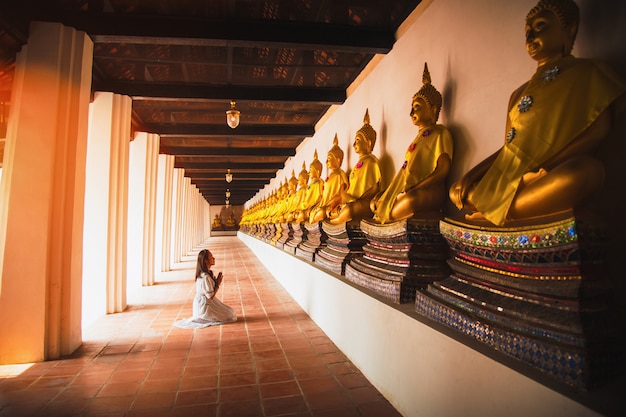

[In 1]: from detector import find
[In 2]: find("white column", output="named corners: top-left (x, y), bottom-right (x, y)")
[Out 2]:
top-left (127, 132), bottom-right (159, 292)
top-left (83, 92), bottom-right (131, 322)
top-left (156, 154), bottom-right (174, 273)
top-left (171, 168), bottom-right (185, 263)
top-left (183, 177), bottom-right (193, 254)
top-left (0, 22), bottom-right (93, 363)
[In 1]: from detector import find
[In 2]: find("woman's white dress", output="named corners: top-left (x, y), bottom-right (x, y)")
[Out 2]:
top-left (174, 271), bottom-right (237, 329)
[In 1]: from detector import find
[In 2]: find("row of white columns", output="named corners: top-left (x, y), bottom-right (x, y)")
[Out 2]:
top-left (0, 22), bottom-right (211, 364)
top-left (84, 101), bottom-right (209, 327)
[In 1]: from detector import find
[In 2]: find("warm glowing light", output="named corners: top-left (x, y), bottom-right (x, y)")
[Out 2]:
top-left (226, 100), bottom-right (240, 129)
top-left (225, 169), bottom-right (233, 183)
top-left (226, 189), bottom-right (231, 198)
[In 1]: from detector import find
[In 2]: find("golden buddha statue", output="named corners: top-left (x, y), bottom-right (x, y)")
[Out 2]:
top-left (289, 162), bottom-right (309, 223)
top-left (311, 134), bottom-right (350, 223)
top-left (371, 63), bottom-right (453, 224)
top-left (269, 179), bottom-right (286, 224)
top-left (328, 109), bottom-right (382, 225)
top-left (273, 177), bottom-right (289, 223)
top-left (283, 170), bottom-right (299, 223)
top-left (226, 212), bottom-right (236, 227)
top-left (296, 150), bottom-right (325, 224)
top-left (212, 214), bottom-right (222, 228)
top-left (449, 0), bottom-right (625, 226)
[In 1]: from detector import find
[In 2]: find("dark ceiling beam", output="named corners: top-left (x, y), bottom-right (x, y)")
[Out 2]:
top-left (193, 180), bottom-right (270, 188)
top-left (32, 12), bottom-right (394, 54)
top-left (183, 168), bottom-right (280, 174)
top-left (151, 124), bottom-right (314, 137)
top-left (159, 137), bottom-right (304, 147)
top-left (199, 190), bottom-right (265, 196)
top-left (92, 80), bottom-right (346, 104)
top-left (204, 197), bottom-right (248, 205)
top-left (159, 146), bottom-right (295, 157)
top-left (174, 161), bottom-right (284, 170)
top-left (0, 5), bottom-right (29, 45)
top-left (95, 54), bottom-right (359, 70)
top-left (186, 172), bottom-right (275, 179)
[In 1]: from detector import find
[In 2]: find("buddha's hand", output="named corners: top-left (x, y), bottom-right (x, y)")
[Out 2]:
top-left (520, 168), bottom-right (547, 186)
top-left (369, 196), bottom-right (379, 213)
top-left (449, 179), bottom-right (467, 210)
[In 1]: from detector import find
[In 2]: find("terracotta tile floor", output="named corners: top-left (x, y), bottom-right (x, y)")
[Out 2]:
top-left (0, 236), bottom-right (402, 417)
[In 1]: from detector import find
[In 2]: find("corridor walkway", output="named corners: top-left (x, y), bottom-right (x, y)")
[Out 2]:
top-left (0, 236), bottom-right (402, 417)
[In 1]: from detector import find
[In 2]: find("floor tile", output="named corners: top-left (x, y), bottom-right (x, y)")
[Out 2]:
top-left (0, 237), bottom-right (401, 417)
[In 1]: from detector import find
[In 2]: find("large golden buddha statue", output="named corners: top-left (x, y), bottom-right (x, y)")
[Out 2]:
top-left (372, 63), bottom-right (453, 224)
top-left (449, 0), bottom-right (625, 226)
top-left (328, 109), bottom-right (382, 225)
top-left (311, 134), bottom-right (350, 223)
top-left (296, 150), bottom-right (324, 224)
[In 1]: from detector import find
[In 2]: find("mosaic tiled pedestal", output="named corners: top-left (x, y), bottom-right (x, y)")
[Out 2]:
top-left (275, 222), bottom-right (293, 249)
top-left (314, 221), bottom-right (367, 275)
top-left (296, 222), bottom-right (327, 261)
top-left (270, 223), bottom-right (283, 246)
top-left (414, 216), bottom-right (624, 389)
top-left (284, 222), bottom-right (306, 255)
top-left (253, 224), bottom-right (265, 241)
top-left (265, 223), bottom-right (278, 243)
top-left (254, 223), bottom-right (268, 242)
top-left (344, 217), bottom-right (450, 304)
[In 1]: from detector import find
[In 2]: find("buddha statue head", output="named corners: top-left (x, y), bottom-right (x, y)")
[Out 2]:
top-left (525, 0), bottom-right (579, 64)
top-left (354, 109), bottom-right (377, 156)
top-left (298, 162), bottom-right (309, 188)
top-left (412, 63), bottom-right (442, 125)
top-left (288, 169), bottom-right (298, 194)
top-left (327, 134), bottom-right (344, 171)
top-left (309, 150), bottom-right (323, 180)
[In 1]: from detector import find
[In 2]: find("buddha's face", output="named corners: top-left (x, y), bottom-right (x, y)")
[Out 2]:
top-left (525, 9), bottom-right (568, 65)
top-left (327, 152), bottom-right (340, 170)
top-left (298, 175), bottom-right (308, 187)
top-left (310, 165), bottom-right (320, 179)
top-left (353, 133), bottom-right (371, 156)
top-left (410, 97), bottom-right (435, 128)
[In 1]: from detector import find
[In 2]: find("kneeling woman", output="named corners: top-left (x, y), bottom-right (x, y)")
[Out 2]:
top-left (174, 249), bottom-right (237, 329)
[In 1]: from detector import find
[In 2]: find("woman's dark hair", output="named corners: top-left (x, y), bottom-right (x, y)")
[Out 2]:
top-left (196, 249), bottom-right (211, 278)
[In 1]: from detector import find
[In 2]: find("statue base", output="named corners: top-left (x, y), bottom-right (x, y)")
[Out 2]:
top-left (275, 222), bottom-right (292, 249)
top-left (296, 222), bottom-right (327, 262)
top-left (265, 223), bottom-right (277, 243)
top-left (255, 223), bottom-right (273, 243)
top-left (414, 215), bottom-right (624, 389)
top-left (284, 222), bottom-right (306, 255)
top-left (315, 221), bottom-right (367, 275)
top-left (343, 216), bottom-right (450, 304)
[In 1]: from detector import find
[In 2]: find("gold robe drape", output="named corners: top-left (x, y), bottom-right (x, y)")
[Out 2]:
top-left (472, 56), bottom-right (626, 226)
top-left (376, 124), bottom-right (453, 224)
top-left (344, 154), bottom-right (381, 203)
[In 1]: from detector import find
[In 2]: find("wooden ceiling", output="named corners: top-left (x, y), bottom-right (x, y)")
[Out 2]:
top-left (0, 0), bottom-right (421, 206)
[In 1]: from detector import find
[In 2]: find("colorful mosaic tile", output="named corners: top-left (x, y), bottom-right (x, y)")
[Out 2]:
top-left (345, 263), bottom-right (417, 303)
top-left (415, 291), bottom-right (623, 389)
top-left (440, 217), bottom-right (579, 250)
